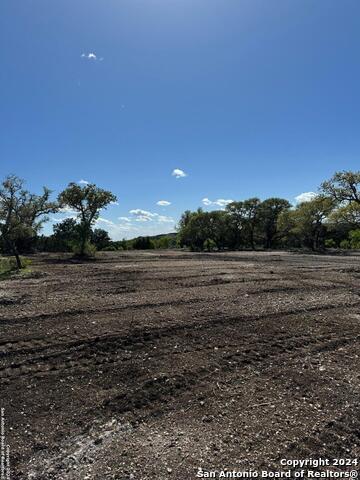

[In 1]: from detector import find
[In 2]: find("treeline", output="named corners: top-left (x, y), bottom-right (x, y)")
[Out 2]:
top-left (0, 174), bottom-right (178, 269)
top-left (37, 224), bottom-right (177, 253)
top-left (0, 171), bottom-right (359, 269)
top-left (178, 171), bottom-right (360, 252)
top-left (105, 234), bottom-right (177, 251)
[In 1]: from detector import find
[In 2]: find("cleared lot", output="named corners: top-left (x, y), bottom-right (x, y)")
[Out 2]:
top-left (1, 250), bottom-right (360, 479)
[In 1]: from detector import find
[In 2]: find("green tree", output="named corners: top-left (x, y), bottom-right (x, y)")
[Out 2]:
top-left (91, 229), bottom-right (111, 250)
top-left (203, 238), bottom-right (217, 251)
top-left (132, 236), bottom-right (154, 250)
top-left (329, 202), bottom-right (360, 228)
top-left (58, 183), bottom-right (116, 257)
top-left (52, 218), bottom-right (80, 251)
top-left (0, 175), bottom-right (58, 268)
top-left (349, 230), bottom-right (360, 249)
top-left (177, 210), bottom-right (230, 251)
top-left (258, 198), bottom-right (291, 248)
top-left (321, 170), bottom-right (360, 204)
top-left (278, 196), bottom-right (335, 251)
top-left (226, 198), bottom-right (261, 249)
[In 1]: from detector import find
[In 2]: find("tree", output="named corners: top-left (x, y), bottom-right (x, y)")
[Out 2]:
top-left (321, 171), bottom-right (360, 204)
top-left (0, 175), bottom-right (58, 268)
top-left (257, 198), bottom-right (291, 248)
top-left (58, 183), bottom-right (116, 257)
top-left (52, 218), bottom-right (80, 251)
top-left (278, 196), bottom-right (335, 251)
top-left (177, 210), bottom-right (230, 251)
top-left (132, 236), bottom-right (154, 250)
top-left (329, 202), bottom-right (360, 228)
top-left (203, 238), bottom-right (217, 251)
top-left (349, 230), bottom-right (360, 249)
top-left (226, 198), bottom-right (261, 249)
top-left (91, 229), bottom-right (111, 250)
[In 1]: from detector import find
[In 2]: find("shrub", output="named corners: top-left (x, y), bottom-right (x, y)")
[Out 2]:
top-left (325, 239), bottom-right (337, 248)
top-left (340, 239), bottom-right (350, 249)
top-left (132, 237), bottom-right (155, 250)
top-left (102, 245), bottom-right (118, 251)
top-left (71, 241), bottom-right (97, 257)
top-left (203, 238), bottom-right (217, 252)
top-left (349, 230), bottom-right (360, 249)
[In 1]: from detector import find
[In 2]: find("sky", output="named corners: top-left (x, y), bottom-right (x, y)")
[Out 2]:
top-left (1, 0), bottom-right (360, 239)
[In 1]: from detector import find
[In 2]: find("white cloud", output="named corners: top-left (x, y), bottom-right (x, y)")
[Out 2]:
top-left (110, 201), bottom-right (119, 206)
top-left (129, 209), bottom-right (155, 216)
top-left (295, 192), bottom-right (317, 203)
top-left (78, 179), bottom-right (89, 185)
top-left (202, 198), bottom-right (233, 207)
top-left (118, 216), bottom-right (131, 222)
top-left (129, 209), bottom-right (174, 224)
top-left (81, 52), bottom-right (98, 60)
top-left (157, 200), bottom-right (171, 206)
top-left (172, 168), bottom-right (187, 179)
top-left (129, 209), bottom-right (157, 222)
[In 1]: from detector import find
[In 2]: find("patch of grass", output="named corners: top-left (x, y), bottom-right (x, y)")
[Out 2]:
top-left (0, 256), bottom-right (32, 279)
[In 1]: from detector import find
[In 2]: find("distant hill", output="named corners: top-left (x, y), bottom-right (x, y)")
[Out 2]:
top-left (144, 232), bottom-right (177, 241)
top-left (127, 232), bottom-right (177, 241)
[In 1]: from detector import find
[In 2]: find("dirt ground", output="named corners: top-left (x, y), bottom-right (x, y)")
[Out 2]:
top-left (1, 250), bottom-right (360, 480)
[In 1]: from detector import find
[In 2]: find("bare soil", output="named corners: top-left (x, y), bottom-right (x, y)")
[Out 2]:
top-left (1, 250), bottom-right (360, 479)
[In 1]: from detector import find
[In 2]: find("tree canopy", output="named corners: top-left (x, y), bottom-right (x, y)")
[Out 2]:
top-left (58, 183), bottom-right (117, 256)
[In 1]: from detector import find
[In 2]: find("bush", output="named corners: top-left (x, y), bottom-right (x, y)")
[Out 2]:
top-left (349, 230), bottom-right (360, 249)
top-left (102, 245), bottom-right (118, 251)
top-left (71, 241), bottom-right (97, 257)
top-left (132, 237), bottom-right (155, 250)
top-left (203, 238), bottom-right (217, 252)
top-left (325, 239), bottom-right (337, 248)
top-left (340, 239), bottom-right (350, 249)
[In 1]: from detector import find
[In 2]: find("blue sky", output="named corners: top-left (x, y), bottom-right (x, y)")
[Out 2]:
top-left (1, 0), bottom-right (359, 239)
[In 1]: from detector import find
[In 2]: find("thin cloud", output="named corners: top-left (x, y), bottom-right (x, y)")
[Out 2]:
top-left (157, 200), bottom-right (171, 206)
top-left (110, 201), bottom-right (119, 206)
top-left (118, 216), bottom-right (131, 222)
top-left (96, 217), bottom-right (116, 226)
top-left (50, 215), bottom-right (77, 223)
top-left (59, 206), bottom-right (77, 214)
top-left (295, 192), bottom-right (317, 203)
top-left (78, 179), bottom-right (89, 185)
top-left (202, 198), bottom-right (233, 207)
top-left (172, 168), bottom-right (187, 179)
top-left (158, 215), bottom-right (174, 223)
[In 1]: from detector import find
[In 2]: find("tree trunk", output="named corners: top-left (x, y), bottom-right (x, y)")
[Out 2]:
top-left (14, 250), bottom-right (22, 269)
top-left (10, 243), bottom-right (22, 269)
top-left (5, 237), bottom-right (22, 269)
top-left (250, 229), bottom-right (256, 250)
top-left (80, 235), bottom-right (86, 256)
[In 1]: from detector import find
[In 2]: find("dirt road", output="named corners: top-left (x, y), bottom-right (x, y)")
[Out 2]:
top-left (1, 251), bottom-right (360, 479)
